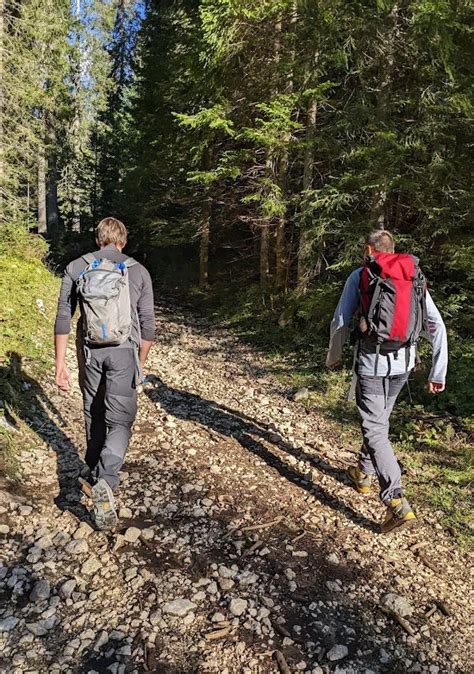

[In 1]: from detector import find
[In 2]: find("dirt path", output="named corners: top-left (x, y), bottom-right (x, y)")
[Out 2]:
top-left (1, 304), bottom-right (472, 674)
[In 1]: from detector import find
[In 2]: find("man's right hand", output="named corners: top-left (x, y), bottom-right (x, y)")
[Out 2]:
top-left (55, 363), bottom-right (71, 392)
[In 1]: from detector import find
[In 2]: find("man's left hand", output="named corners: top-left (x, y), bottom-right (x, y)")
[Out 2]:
top-left (428, 381), bottom-right (445, 394)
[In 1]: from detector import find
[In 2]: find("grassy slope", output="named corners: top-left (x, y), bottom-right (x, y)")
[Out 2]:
top-left (0, 254), bottom-right (59, 479)
top-left (189, 283), bottom-right (473, 549)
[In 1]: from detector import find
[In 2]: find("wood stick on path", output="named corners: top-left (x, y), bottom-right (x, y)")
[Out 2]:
top-left (379, 606), bottom-right (416, 636)
top-left (241, 516), bottom-right (283, 533)
top-left (204, 626), bottom-right (234, 641)
top-left (273, 650), bottom-right (292, 674)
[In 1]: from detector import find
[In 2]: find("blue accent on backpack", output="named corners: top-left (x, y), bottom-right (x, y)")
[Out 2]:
top-left (101, 323), bottom-right (107, 340)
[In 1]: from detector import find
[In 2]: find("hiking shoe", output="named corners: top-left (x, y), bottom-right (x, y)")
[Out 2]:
top-left (347, 465), bottom-right (372, 495)
top-left (91, 478), bottom-right (118, 531)
top-left (381, 497), bottom-right (416, 534)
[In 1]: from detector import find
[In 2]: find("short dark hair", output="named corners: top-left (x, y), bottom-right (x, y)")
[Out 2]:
top-left (366, 229), bottom-right (395, 253)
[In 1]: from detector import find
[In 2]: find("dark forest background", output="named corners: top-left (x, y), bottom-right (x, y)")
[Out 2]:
top-left (0, 0), bottom-right (472, 539)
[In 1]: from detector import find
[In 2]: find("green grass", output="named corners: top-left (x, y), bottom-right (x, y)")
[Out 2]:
top-left (0, 252), bottom-right (59, 480)
top-left (191, 282), bottom-right (474, 549)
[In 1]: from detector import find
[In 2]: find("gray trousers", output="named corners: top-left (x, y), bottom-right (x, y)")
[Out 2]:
top-left (356, 373), bottom-right (409, 503)
top-left (81, 346), bottom-right (137, 491)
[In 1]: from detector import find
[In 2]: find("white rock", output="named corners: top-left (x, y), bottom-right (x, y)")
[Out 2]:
top-left (162, 599), bottom-right (196, 617)
top-left (326, 580), bottom-right (342, 592)
top-left (285, 568), bottom-right (296, 581)
top-left (219, 578), bottom-right (234, 591)
top-left (327, 645), bottom-right (348, 662)
top-left (81, 557), bottom-right (101, 575)
top-left (212, 612), bottom-right (226, 622)
top-left (19, 506), bottom-right (33, 516)
top-left (123, 527), bottom-right (141, 543)
top-left (229, 598), bottom-right (248, 617)
top-left (59, 579), bottom-right (77, 599)
top-left (380, 593), bottom-right (414, 618)
top-left (93, 630), bottom-right (109, 651)
top-left (73, 522), bottom-right (94, 540)
top-left (0, 524), bottom-right (10, 534)
top-left (35, 535), bottom-right (53, 550)
top-left (140, 528), bottom-right (154, 541)
top-left (66, 539), bottom-right (89, 555)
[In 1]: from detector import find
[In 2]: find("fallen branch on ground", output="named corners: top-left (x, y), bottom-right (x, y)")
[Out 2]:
top-left (273, 650), bottom-right (292, 674)
top-left (240, 516), bottom-right (283, 533)
top-left (379, 605), bottom-right (416, 635)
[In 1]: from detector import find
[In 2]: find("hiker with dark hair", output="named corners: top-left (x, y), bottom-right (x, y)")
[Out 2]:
top-left (326, 230), bottom-right (448, 532)
top-left (54, 217), bottom-right (155, 530)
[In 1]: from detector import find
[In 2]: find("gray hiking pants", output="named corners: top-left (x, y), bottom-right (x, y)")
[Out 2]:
top-left (81, 346), bottom-right (137, 491)
top-left (356, 373), bottom-right (409, 504)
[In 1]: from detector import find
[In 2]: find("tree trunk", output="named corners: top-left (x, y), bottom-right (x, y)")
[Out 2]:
top-left (297, 97), bottom-right (317, 294)
top-left (199, 147), bottom-right (212, 289)
top-left (71, 0), bottom-right (82, 232)
top-left (275, 2), bottom-right (297, 291)
top-left (47, 156), bottom-right (59, 235)
top-left (46, 117), bottom-right (59, 237)
top-left (260, 151), bottom-right (273, 290)
top-left (371, 2), bottom-right (399, 228)
top-left (199, 196), bottom-right (211, 289)
top-left (37, 149), bottom-right (47, 234)
top-left (260, 221), bottom-right (270, 290)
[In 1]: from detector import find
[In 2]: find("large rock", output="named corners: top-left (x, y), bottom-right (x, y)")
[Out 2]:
top-left (380, 592), bottom-right (414, 618)
top-left (327, 644), bottom-right (348, 662)
top-left (30, 579), bottom-right (51, 603)
top-left (0, 616), bottom-right (19, 632)
top-left (66, 539), bottom-right (89, 555)
top-left (59, 579), bottom-right (77, 599)
top-left (162, 598), bottom-right (196, 617)
top-left (81, 557), bottom-right (101, 576)
top-left (229, 598), bottom-right (248, 617)
top-left (123, 527), bottom-right (141, 543)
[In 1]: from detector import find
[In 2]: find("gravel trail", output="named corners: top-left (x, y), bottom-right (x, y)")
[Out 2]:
top-left (0, 304), bottom-right (472, 673)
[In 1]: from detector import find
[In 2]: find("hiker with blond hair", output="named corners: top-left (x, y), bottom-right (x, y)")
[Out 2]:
top-left (54, 217), bottom-right (155, 529)
top-left (327, 229), bottom-right (448, 532)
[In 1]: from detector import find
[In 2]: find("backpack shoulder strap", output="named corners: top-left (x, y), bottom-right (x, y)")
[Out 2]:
top-left (82, 253), bottom-right (97, 265)
top-left (124, 257), bottom-right (138, 268)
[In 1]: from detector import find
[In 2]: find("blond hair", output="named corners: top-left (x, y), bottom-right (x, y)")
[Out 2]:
top-left (366, 229), bottom-right (395, 253)
top-left (96, 217), bottom-right (128, 248)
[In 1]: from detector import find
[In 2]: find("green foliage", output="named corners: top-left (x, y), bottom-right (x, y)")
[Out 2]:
top-left (0, 222), bottom-right (48, 261)
top-left (0, 254), bottom-right (59, 365)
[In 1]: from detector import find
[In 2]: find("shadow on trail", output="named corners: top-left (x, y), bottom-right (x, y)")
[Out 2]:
top-left (0, 352), bottom-right (88, 521)
top-left (144, 374), bottom-right (378, 533)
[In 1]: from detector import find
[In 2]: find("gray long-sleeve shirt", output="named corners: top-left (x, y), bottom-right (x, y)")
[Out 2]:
top-left (326, 267), bottom-right (448, 384)
top-left (54, 244), bottom-right (155, 342)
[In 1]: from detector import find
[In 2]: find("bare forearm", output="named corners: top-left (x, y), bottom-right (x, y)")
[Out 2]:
top-left (54, 333), bottom-right (71, 392)
top-left (55, 333), bottom-right (69, 365)
top-left (139, 340), bottom-right (153, 368)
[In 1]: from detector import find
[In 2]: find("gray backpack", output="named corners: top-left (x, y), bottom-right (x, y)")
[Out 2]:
top-left (76, 253), bottom-right (137, 346)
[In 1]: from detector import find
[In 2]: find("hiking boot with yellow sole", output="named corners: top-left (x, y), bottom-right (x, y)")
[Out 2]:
top-left (91, 478), bottom-right (118, 531)
top-left (381, 497), bottom-right (416, 534)
top-left (346, 465), bottom-right (372, 495)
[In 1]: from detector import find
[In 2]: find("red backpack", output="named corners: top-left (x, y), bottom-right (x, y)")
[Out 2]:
top-left (358, 252), bottom-right (427, 373)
